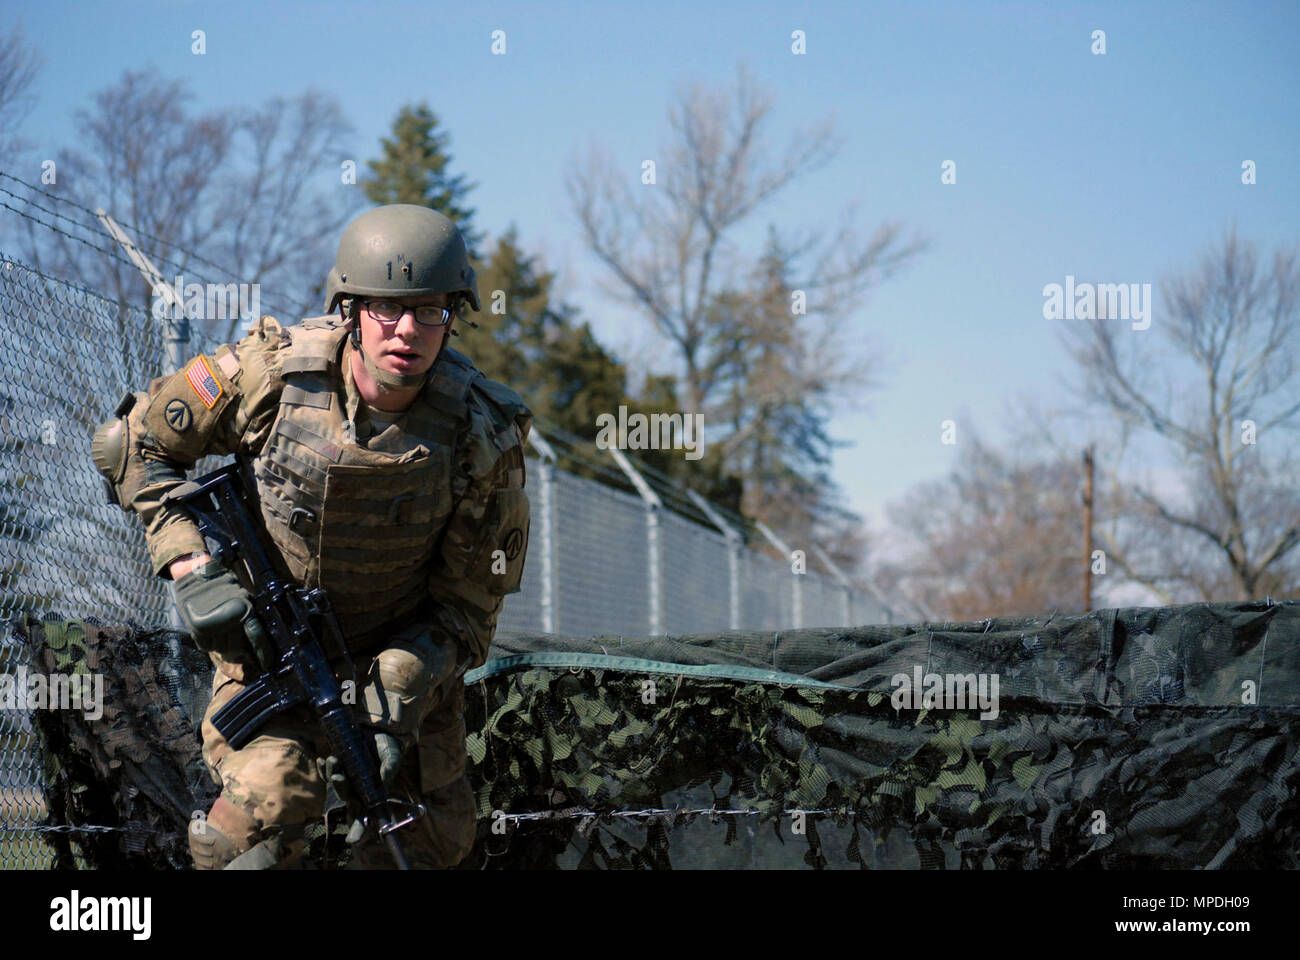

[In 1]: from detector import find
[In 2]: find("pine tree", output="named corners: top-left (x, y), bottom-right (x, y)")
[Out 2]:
top-left (467, 227), bottom-right (623, 437)
top-left (364, 102), bottom-right (480, 256)
top-left (707, 229), bottom-right (857, 543)
top-left (463, 228), bottom-right (743, 512)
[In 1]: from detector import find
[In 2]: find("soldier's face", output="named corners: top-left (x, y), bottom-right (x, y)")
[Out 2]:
top-left (355, 294), bottom-right (453, 380)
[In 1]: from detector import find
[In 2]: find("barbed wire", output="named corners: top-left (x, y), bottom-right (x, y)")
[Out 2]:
top-left (0, 177), bottom-right (214, 283)
top-left (533, 414), bottom-right (702, 516)
top-left (0, 179), bottom-right (115, 245)
top-left (532, 416), bottom-right (642, 489)
top-left (2, 169), bottom-right (236, 282)
top-left (0, 823), bottom-right (151, 834)
top-left (2, 806), bottom-right (862, 838)
top-left (0, 246), bottom-right (140, 310)
top-left (498, 806), bottom-right (859, 822)
top-left (0, 199), bottom-right (142, 278)
top-left (0, 170), bottom-right (286, 295)
top-left (533, 413), bottom-right (754, 536)
top-left (0, 170), bottom-right (300, 322)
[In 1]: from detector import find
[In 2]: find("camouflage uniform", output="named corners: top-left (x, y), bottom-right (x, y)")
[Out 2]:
top-left (104, 313), bottom-right (531, 869)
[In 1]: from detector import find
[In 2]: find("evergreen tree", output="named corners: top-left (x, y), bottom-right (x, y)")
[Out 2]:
top-left (467, 227), bottom-right (623, 437)
top-left (364, 102), bottom-right (480, 255)
top-left (464, 228), bottom-right (743, 512)
top-left (707, 228), bottom-right (859, 544)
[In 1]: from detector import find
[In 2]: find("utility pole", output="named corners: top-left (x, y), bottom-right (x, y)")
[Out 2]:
top-left (1082, 445), bottom-right (1095, 612)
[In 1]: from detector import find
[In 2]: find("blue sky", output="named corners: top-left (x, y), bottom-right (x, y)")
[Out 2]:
top-left (6, 0), bottom-right (1298, 535)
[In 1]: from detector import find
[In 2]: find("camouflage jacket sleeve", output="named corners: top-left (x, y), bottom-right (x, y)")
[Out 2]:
top-left (426, 378), bottom-right (533, 669)
top-left (109, 317), bottom-right (288, 578)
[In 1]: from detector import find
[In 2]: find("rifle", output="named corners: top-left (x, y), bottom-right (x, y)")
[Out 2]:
top-left (162, 462), bottom-right (424, 869)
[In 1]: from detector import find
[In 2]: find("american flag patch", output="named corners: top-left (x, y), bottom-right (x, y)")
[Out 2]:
top-left (185, 356), bottom-right (223, 409)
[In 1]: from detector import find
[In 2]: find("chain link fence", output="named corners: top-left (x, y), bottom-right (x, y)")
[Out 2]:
top-left (1, 254), bottom-right (234, 865)
top-left (0, 631), bottom-right (52, 869)
top-left (495, 469), bottom-right (879, 638)
top-left (0, 251), bottom-right (884, 866)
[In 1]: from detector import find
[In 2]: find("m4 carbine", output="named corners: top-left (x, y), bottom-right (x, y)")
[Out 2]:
top-left (163, 463), bottom-right (424, 869)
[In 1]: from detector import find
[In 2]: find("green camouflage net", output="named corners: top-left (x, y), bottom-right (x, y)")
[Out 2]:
top-left (7, 617), bottom-right (216, 869)
top-left (6, 600), bottom-right (1299, 869)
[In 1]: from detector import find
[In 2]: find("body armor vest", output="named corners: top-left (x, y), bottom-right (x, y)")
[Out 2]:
top-left (249, 317), bottom-right (481, 647)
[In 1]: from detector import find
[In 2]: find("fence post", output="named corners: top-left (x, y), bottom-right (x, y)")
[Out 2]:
top-left (812, 544), bottom-right (855, 628)
top-left (526, 429), bottom-right (559, 634)
top-left (754, 521), bottom-right (801, 629)
top-left (686, 488), bottom-right (742, 630)
top-left (608, 447), bottom-right (662, 636)
top-left (96, 209), bottom-right (188, 375)
top-left (97, 210), bottom-right (190, 631)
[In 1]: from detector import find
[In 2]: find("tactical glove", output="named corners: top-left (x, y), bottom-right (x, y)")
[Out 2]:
top-left (320, 731), bottom-right (405, 844)
top-left (174, 561), bottom-right (267, 664)
top-left (373, 731), bottom-right (403, 786)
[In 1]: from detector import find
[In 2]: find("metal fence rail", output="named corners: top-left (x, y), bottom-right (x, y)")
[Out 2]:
top-left (0, 251), bottom-right (884, 867)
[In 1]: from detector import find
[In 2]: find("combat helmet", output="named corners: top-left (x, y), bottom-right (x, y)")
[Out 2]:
top-left (325, 204), bottom-right (480, 389)
top-left (324, 204), bottom-right (480, 315)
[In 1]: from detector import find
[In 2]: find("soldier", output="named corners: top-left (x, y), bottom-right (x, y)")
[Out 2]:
top-left (91, 204), bottom-right (532, 869)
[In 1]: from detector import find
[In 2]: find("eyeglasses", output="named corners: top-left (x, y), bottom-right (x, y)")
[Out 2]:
top-left (362, 299), bottom-right (453, 327)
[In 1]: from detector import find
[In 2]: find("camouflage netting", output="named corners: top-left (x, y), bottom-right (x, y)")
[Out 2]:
top-left (6, 600), bottom-right (1299, 869)
top-left (5, 619), bottom-right (216, 869)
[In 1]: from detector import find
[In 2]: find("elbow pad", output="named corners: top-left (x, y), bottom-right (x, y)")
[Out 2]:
top-left (91, 390), bottom-right (148, 508)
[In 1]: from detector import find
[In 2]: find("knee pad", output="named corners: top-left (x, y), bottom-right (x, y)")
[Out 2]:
top-left (190, 797), bottom-right (260, 870)
top-left (361, 632), bottom-right (457, 736)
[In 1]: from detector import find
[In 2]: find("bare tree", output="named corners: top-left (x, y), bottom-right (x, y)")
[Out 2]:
top-left (1061, 229), bottom-right (1300, 601)
top-left (205, 91), bottom-right (364, 339)
top-left (19, 70), bottom-right (233, 325)
top-left (0, 26), bottom-right (42, 168)
top-left (19, 69), bottom-right (360, 345)
top-left (567, 63), bottom-right (924, 538)
top-left (876, 432), bottom-right (1084, 621)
